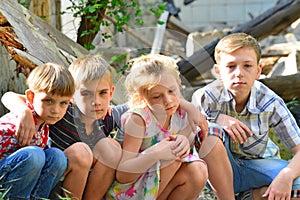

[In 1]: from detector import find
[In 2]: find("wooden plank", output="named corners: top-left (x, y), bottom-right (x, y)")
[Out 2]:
top-left (0, 0), bottom-right (88, 67)
top-left (167, 15), bottom-right (192, 36)
top-left (260, 73), bottom-right (300, 101)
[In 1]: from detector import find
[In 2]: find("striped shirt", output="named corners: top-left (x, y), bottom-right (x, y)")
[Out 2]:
top-left (49, 103), bottom-right (128, 150)
top-left (192, 79), bottom-right (300, 159)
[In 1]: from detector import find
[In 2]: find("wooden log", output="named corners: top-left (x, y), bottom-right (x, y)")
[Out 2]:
top-left (178, 0), bottom-right (300, 82)
top-left (0, 0), bottom-right (88, 69)
top-left (260, 73), bottom-right (300, 101)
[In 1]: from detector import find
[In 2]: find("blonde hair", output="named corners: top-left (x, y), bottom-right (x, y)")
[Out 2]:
top-left (214, 32), bottom-right (261, 64)
top-left (125, 54), bottom-right (181, 107)
top-left (68, 54), bottom-right (112, 89)
top-left (26, 62), bottom-right (75, 96)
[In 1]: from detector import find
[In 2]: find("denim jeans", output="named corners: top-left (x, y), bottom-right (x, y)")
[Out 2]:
top-left (224, 135), bottom-right (300, 193)
top-left (0, 146), bottom-right (67, 199)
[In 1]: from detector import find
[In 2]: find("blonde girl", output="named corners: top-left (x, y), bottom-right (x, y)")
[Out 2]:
top-left (105, 54), bottom-right (208, 200)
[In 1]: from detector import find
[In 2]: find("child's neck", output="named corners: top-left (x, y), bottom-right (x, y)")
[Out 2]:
top-left (80, 115), bottom-right (97, 135)
top-left (36, 117), bottom-right (45, 130)
top-left (234, 95), bottom-right (249, 113)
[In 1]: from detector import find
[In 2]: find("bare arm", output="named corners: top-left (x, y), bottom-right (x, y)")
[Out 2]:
top-left (116, 113), bottom-right (178, 184)
top-left (180, 98), bottom-right (208, 138)
top-left (216, 113), bottom-right (252, 144)
top-left (1, 91), bottom-right (36, 145)
top-left (262, 144), bottom-right (300, 199)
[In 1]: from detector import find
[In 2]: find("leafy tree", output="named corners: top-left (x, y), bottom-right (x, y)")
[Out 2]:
top-left (65, 0), bottom-right (166, 50)
top-left (18, 0), bottom-right (166, 50)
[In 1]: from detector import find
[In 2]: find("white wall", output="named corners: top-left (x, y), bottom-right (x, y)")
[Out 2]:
top-left (174, 0), bottom-right (278, 30)
top-left (61, 1), bottom-right (79, 41)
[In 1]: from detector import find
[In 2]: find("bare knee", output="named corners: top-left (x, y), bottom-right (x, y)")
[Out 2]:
top-left (93, 138), bottom-right (122, 168)
top-left (183, 161), bottom-right (208, 189)
top-left (65, 142), bottom-right (93, 172)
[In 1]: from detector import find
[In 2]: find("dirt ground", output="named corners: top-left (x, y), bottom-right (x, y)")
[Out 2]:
top-left (198, 188), bottom-right (217, 200)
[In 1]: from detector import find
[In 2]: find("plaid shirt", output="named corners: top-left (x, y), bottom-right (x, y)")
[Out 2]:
top-left (0, 102), bottom-right (49, 160)
top-left (192, 79), bottom-right (300, 159)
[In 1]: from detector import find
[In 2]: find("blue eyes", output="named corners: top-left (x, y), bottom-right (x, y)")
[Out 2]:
top-left (100, 91), bottom-right (108, 95)
top-left (44, 99), bottom-right (53, 103)
top-left (43, 99), bottom-right (69, 106)
top-left (81, 91), bottom-right (108, 96)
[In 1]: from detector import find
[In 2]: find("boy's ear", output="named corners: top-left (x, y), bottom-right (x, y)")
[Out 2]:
top-left (25, 89), bottom-right (34, 104)
top-left (214, 64), bottom-right (220, 75)
top-left (70, 97), bottom-right (75, 104)
top-left (256, 63), bottom-right (263, 79)
top-left (110, 86), bottom-right (115, 98)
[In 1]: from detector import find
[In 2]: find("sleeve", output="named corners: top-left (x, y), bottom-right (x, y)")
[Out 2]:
top-left (111, 103), bottom-right (128, 129)
top-left (191, 88), bottom-right (210, 118)
top-left (112, 105), bottom-right (129, 145)
top-left (112, 103), bottom-right (128, 120)
top-left (271, 98), bottom-right (300, 149)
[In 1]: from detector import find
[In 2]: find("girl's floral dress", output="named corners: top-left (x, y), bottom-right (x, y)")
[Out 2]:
top-left (105, 106), bottom-right (202, 200)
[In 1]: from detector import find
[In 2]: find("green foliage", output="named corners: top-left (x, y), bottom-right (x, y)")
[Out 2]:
top-left (18, 0), bottom-right (26, 6)
top-left (110, 53), bottom-right (129, 74)
top-left (286, 97), bottom-right (300, 111)
top-left (66, 0), bottom-right (143, 46)
top-left (149, 2), bottom-right (167, 16)
top-left (0, 175), bottom-right (15, 200)
top-left (65, 0), bottom-right (166, 50)
top-left (269, 128), bottom-right (293, 160)
top-left (149, 2), bottom-right (167, 25)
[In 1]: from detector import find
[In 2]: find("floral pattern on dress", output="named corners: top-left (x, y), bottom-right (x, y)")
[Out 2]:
top-left (105, 107), bottom-right (200, 200)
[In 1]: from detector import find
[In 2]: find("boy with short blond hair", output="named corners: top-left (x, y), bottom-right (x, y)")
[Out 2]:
top-left (0, 63), bottom-right (74, 199)
top-left (192, 32), bottom-right (300, 200)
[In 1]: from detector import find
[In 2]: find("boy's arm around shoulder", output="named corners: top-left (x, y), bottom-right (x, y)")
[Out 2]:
top-left (1, 91), bottom-right (36, 145)
top-left (179, 98), bottom-right (208, 138)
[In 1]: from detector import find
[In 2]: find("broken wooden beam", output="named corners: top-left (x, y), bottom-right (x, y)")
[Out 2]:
top-left (260, 73), bottom-right (300, 101)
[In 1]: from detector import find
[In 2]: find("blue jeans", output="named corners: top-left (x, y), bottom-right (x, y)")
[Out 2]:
top-left (223, 135), bottom-right (300, 193)
top-left (0, 146), bottom-right (67, 199)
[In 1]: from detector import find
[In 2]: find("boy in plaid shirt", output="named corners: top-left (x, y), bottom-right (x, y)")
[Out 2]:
top-left (192, 33), bottom-right (300, 199)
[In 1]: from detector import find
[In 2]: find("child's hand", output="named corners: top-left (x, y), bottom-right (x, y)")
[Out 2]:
top-left (169, 135), bottom-right (190, 159)
top-left (107, 106), bottom-right (113, 116)
top-left (154, 138), bottom-right (178, 161)
top-left (179, 99), bottom-right (208, 135)
top-left (216, 113), bottom-right (252, 144)
top-left (15, 108), bottom-right (36, 146)
top-left (188, 110), bottom-right (208, 138)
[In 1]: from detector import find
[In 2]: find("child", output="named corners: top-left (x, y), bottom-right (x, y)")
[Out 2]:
top-left (2, 55), bottom-right (125, 199)
top-left (2, 55), bottom-right (207, 199)
top-left (0, 63), bottom-right (75, 199)
top-left (192, 32), bottom-right (300, 199)
top-left (105, 54), bottom-right (208, 199)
